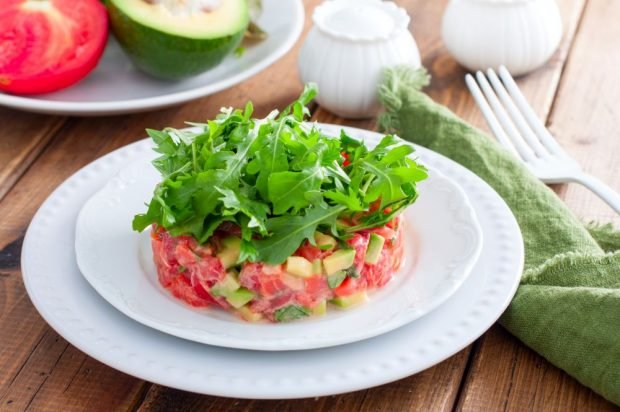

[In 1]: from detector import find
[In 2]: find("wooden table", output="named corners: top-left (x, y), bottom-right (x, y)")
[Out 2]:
top-left (1, 0), bottom-right (619, 410)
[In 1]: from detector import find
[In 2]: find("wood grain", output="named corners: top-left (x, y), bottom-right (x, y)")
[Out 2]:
top-left (137, 350), bottom-right (469, 412)
top-left (456, 326), bottom-right (618, 412)
top-left (0, 0), bottom-right (318, 410)
top-left (450, 0), bottom-right (620, 409)
top-left (1, 0), bottom-right (619, 410)
top-left (547, 0), bottom-right (620, 226)
top-left (0, 110), bottom-right (65, 203)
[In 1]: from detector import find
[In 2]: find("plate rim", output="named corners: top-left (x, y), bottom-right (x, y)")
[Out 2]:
top-left (73, 139), bottom-right (484, 350)
top-left (21, 124), bottom-right (524, 399)
top-left (0, 0), bottom-right (304, 116)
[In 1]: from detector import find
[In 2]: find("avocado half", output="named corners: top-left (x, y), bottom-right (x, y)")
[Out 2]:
top-left (107, 0), bottom-right (249, 80)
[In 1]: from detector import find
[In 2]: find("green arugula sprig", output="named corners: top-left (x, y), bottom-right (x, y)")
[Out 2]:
top-left (133, 84), bottom-right (428, 265)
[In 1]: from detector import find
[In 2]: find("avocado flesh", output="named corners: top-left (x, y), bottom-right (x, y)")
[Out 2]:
top-left (217, 236), bottom-right (242, 269)
top-left (286, 256), bottom-right (314, 278)
top-left (107, 0), bottom-right (249, 79)
top-left (323, 249), bottom-right (356, 275)
top-left (226, 287), bottom-right (255, 308)
top-left (210, 272), bottom-right (240, 297)
top-left (331, 291), bottom-right (367, 308)
top-left (365, 233), bottom-right (385, 265)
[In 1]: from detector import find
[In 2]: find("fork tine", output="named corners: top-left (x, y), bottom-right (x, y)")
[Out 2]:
top-left (474, 71), bottom-right (537, 162)
top-left (498, 66), bottom-right (569, 158)
top-left (465, 74), bottom-right (519, 157)
top-left (485, 69), bottom-right (549, 158)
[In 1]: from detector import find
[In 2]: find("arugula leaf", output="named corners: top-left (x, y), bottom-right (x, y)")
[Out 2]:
top-left (274, 305), bottom-right (311, 322)
top-left (216, 187), bottom-right (269, 234)
top-left (268, 166), bottom-right (324, 214)
top-left (133, 85), bottom-right (428, 265)
top-left (254, 205), bottom-right (346, 264)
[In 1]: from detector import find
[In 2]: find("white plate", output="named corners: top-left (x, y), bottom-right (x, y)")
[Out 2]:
top-left (74, 128), bottom-right (483, 351)
top-left (0, 0), bottom-right (303, 116)
top-left (22, 125), bottom-right (523, 399)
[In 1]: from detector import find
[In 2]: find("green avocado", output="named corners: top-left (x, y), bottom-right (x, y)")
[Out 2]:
top-left (225, 287), bottom-right (255, 309)
top-left (364, 233), bottom-right (385, 265)
top-left (331, 291), bottom-right (367, 309)
top-left (106, 0), bottom-right (249, 79)
top-left (323, 249), bottom-right (356, 275)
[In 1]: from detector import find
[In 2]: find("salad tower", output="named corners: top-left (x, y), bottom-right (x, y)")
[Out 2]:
top-left (133, 85), bottom-right (428, 322)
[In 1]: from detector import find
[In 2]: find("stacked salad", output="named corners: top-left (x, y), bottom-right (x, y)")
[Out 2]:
top-left (133, 85), bottom-right (428, 322)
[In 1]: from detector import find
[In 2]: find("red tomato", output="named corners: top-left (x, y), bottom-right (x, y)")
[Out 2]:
top-left (0, 0), bottom-right (108, 94)
top-left (296, 240), bottom-right (331, 261)
top-left (341, 152), bottom-right (351, 167)
top-left (333, 276), bottom-right (367, 297)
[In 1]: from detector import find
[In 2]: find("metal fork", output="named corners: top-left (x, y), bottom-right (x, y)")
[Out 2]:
top-left (466, 66), bottom-right (620, 214)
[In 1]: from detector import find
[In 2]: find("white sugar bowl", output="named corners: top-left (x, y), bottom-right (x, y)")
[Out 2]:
top-left (298, 0), bottom-right (421, 119)
top-left (442, 0), bottom-right (563, 76)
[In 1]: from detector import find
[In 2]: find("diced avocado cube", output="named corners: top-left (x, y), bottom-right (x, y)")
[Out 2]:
top-left (314, 231), bottom-right (337, 250)
top-left (216, 236), bottom-right (241, 269)
top-left (312, 259), bottom-right (323, 275)
top-left (237, 305), bottom-right (263, 322)
top-left (323, 249), bottom-right (356, 275)
top-left (327, 271), bottom-right (346, 289)
top-left (312, 300), bottom-right (327, 316)
top-left (331, 291), bottom-right (368, 308)
top-left (364, 233), bottom-right (386, 265)
top-left (225, 288), bottom-right (255, 309)
top-left (286, 256), bottom-right (314, 278)
top-left (209, 272), bottom-right (241, 297)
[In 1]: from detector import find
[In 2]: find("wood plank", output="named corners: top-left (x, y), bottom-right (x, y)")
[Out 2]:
top-left (0, 109), bottom-right (65, 202)
top-left (137, 350), bottom-right (469, 412)
top-left (546, 0), bottom-right (620, 226)
top-left (316, 1), bottom-right (604, 411)
top-left (135, 1), bottom-right (479, 410)
top-left (0, 117), bottom-right (159, 410)
top-left (0, 1), bottom-right (320, 410)
top-left (453, 0), bottom-right (619, 410)
top-left (315, 0), bottom-right (616, 410)
top-left (456, 326), bottom-right (618, 412)
top-left (1, 0), bottom-right (613, 410)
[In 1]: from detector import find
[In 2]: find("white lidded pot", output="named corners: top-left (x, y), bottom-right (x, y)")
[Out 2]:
top-left (298, 0), bottom-right (421, 119)
top-left (442, 0), bottom-right (563, 76)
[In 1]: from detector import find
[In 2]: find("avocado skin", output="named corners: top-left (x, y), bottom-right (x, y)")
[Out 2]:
top-left (107, 1), bottom-right (247, 80)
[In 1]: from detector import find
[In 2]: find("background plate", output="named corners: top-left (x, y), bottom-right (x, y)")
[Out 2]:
top-left (22, 125), bottom-right (523, 399)
top-left (0, 0), bottom-right (303, 116)
top-left (74, 131), bottom-right (483, 350)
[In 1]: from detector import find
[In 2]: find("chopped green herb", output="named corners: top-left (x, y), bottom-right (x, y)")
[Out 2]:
top-left (234, 46), bottom-right (246, 58)
top-left (345, 266), bottom-right (360, 279)
top-left (274, 305), bottom-right (311, 322)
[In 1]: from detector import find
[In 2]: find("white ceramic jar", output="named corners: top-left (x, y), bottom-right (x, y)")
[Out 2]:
top-left (298, 0), bottom-right (421, 119)
top-left (442, 0), bottom-right (563, 76)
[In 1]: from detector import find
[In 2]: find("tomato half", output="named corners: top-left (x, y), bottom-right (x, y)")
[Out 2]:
top-left (0, 0), bottom-right (108, 94)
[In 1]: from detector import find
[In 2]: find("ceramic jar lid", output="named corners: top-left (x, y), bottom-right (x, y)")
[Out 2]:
top-left (312, 0), bottom-right (410, 42)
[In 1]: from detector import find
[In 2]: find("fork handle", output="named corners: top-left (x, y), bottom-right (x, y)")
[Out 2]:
top-left (570, 174), bottom-right (620, 215)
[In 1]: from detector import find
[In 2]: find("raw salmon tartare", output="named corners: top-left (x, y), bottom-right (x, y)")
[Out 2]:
top-left (133, 85), bottom-right (427, 322)
top-left (151, 216), bottom-right (404, 322)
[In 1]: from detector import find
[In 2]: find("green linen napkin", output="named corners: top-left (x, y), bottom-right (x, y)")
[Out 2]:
top-left (377, 66), bottom-right (620, 405)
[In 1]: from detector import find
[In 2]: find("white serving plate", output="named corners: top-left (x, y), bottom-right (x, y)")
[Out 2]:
top-left (74, 128), bottom-right (483, 351)
top-left (22, 124), bottom-right (523, 399)
top-left (0, 0), bottom-right (303, 116)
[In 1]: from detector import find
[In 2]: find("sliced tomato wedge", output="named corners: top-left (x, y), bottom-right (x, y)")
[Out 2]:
top-left (0, 0), bottom-right (108, 94)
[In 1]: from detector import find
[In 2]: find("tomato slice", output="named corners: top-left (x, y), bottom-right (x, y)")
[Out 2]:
top-left (0, 0), bottom-right (108, 94)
